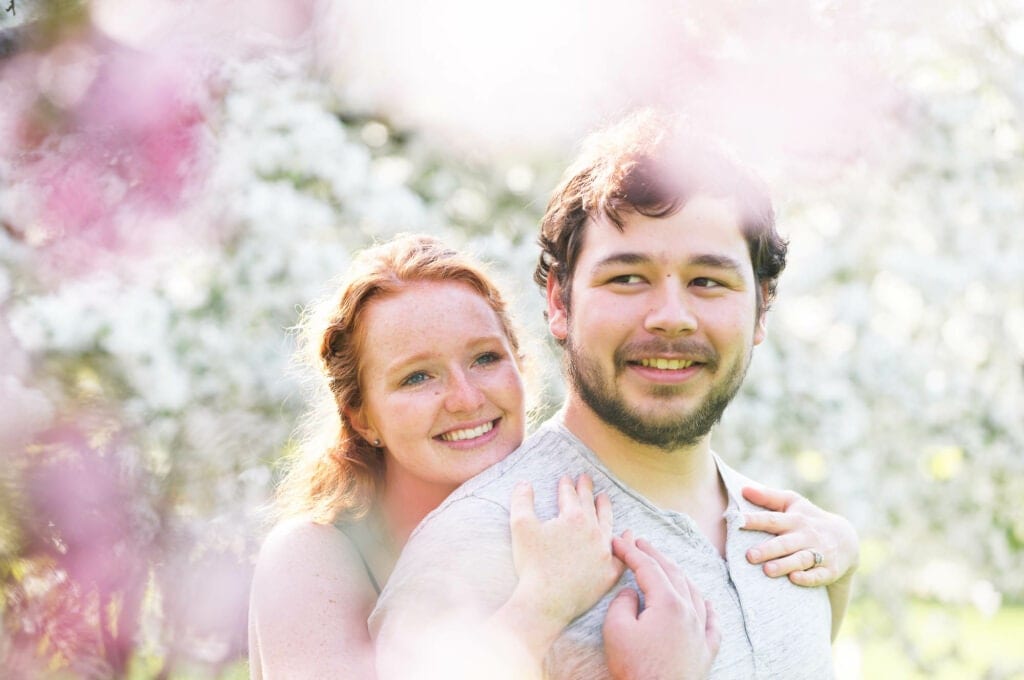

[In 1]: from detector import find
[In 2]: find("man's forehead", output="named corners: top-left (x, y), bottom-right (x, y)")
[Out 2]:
top-left (578, 196), bottom-right (746, 257)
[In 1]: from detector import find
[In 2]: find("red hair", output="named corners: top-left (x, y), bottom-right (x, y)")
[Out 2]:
top-left (273, 234), bottom-right (523, 524)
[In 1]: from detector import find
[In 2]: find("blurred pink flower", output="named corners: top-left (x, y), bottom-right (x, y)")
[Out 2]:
top-left (155, 527), bottom-right (254, 668)
top-left (9, 418), bottom-right (155, 674)
top-left (24, 423), bottom-right (150, 594)
top-left (72, 45), bottom-right (208, 206)
top-left (2, 33), bottom-right (213, 279)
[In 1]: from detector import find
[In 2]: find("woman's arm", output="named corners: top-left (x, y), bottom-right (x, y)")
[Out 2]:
top-left (374, 477), bottom-right (718, 680)
top-left (248, 519), bottom-right (378, 679)
top-left (739, 485), bottom-right (860, 640)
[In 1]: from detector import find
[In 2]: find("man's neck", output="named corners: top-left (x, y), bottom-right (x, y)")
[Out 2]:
top-left (562, 396), bottom-right (729, 555)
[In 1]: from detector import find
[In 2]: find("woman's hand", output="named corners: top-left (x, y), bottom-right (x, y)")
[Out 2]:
top-left (492, 474), bottom-right (623, 664)
top-left (740, 485), bottom-right (859, 587)
top-left (741, 485), bottom-right (859, 640)
top-left (509, 474), bottom-right (624, 623)
top-left (603, 531), bottom-right (720, 680)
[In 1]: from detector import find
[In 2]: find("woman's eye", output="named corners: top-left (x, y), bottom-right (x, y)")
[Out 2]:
top-left (474, 351), bottom-right (501, 366)
top-left (400, 371), bottom-right (430, 387)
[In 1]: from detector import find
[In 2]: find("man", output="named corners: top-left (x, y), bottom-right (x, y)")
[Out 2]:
top-left (370, 112), bottom-right (850, 679)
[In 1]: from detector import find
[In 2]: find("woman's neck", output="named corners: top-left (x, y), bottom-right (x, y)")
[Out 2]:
top-left (378, 466), bottom-right (457, 549)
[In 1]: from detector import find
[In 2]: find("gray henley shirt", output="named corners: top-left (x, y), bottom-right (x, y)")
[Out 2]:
top-left (370, 416), bottom-right (834, 679)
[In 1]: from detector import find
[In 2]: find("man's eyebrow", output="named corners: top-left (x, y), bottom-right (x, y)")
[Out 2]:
top-left (689, 253), bottom-right (746, 273)
top-left (590, 252), bottom-right (747, 275)
top-left (589, 252), bottom-right (651, 276)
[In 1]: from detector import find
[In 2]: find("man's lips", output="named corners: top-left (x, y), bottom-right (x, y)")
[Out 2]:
top-left (616, 339), bottom-right (716, 373)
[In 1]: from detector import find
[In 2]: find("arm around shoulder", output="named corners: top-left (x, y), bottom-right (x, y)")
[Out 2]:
top-left (371, 498), bottom-right (522, 680)
top-left (739, 485), bottom-right (860, 640)
top-left (249, 518), bottom-right (378, 680)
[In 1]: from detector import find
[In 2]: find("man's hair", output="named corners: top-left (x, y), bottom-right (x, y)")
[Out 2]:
top-left (534, 109), bottom-right (787, 321)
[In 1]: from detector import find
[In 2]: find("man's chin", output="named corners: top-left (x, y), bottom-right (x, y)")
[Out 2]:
top-left (621, 394), bottom-right (703, 421)
top-left (615, 423), bottom-right (710, 451)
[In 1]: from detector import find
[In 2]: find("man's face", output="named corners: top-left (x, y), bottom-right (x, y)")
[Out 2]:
top-left (546, 195), bottom-right (767, 450)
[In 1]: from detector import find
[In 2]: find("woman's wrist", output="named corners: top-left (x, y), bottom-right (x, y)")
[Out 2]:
top-left (492, 578), bottom-right (570, 662)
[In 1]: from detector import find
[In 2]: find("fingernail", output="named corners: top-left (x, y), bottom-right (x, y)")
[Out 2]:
top-left (748, 549), bottom-right (761, 561)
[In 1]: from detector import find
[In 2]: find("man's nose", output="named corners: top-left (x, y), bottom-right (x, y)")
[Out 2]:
top-left (644, 282), bottom-right (698, 336)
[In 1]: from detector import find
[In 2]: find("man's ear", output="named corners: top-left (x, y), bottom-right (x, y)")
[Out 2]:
top-left (546, 273), bottom-right (569, 342)
top-left (754, 311), bottom-right (767, 346)
top-left (753, 282), bottom-right (770, 346)
top-left (344, 406), bottom-right (379, 446)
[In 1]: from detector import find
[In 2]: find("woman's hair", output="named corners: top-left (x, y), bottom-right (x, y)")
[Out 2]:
top-left (273, 234), bottom-right (524, 525)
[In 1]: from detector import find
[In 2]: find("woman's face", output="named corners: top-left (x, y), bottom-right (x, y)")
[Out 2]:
top-left (351, 281), bottom-right (526, 493)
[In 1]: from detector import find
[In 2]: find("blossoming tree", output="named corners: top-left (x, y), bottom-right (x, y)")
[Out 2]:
top-left (1, 0), bottom-right (1021, 677)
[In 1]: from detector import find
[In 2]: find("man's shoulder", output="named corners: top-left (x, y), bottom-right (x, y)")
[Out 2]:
top-left (367, 430), bottom-right (586, 644)
top-left (401, 421), bottom-right (590, 550)
top-left (713, 453), bottom-right (769, 512)
top-left (439, 420), bottom-right (582, 503)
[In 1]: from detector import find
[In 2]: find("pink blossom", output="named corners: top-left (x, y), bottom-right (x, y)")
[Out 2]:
top-left (3, 34), bottom-right (212, 279)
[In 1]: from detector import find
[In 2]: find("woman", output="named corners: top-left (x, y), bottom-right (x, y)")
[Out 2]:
top-left (248, 234), bottom-right (857, 679)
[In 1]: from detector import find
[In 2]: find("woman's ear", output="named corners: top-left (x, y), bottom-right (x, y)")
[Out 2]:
top-left (344, 406), bottom-right (379, 446)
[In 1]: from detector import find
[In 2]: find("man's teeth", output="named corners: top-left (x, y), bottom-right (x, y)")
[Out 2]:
top-left (639, 358), bottom-right (694, 370)
top-left (440, 421), bottom-right (495, 442)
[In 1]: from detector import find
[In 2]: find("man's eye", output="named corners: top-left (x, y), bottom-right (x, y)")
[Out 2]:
top-left (609, 274), bottom-right (645, 285)
top-left (400, 371), bottom-right (430, 387)
top-left (692, 277), bottom-right (723, 288)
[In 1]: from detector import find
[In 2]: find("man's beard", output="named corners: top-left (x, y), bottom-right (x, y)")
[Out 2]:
top-left (564, 335), bottom-right (750, 451)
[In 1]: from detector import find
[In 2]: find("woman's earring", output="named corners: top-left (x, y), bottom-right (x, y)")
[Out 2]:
top-left (373, 438), bottom-right (381, 447)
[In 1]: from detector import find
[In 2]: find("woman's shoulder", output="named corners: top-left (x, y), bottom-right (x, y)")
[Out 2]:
top-left (250, 517), bottom-right (379, 677)
top-left (253, 517), bottom-right (376, 598)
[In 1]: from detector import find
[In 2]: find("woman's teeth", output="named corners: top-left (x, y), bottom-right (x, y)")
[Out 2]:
top-left (440, 421), bottom-right (494, 442)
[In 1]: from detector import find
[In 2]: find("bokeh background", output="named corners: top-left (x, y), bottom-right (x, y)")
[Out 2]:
top-left (1, 0), bottom-right (1022, 678)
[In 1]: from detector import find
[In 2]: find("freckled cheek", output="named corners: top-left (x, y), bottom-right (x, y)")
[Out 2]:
top-left (479, 369), bottom-right (525, 412)
top-left (379, 392), bottom-right (442, 424)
